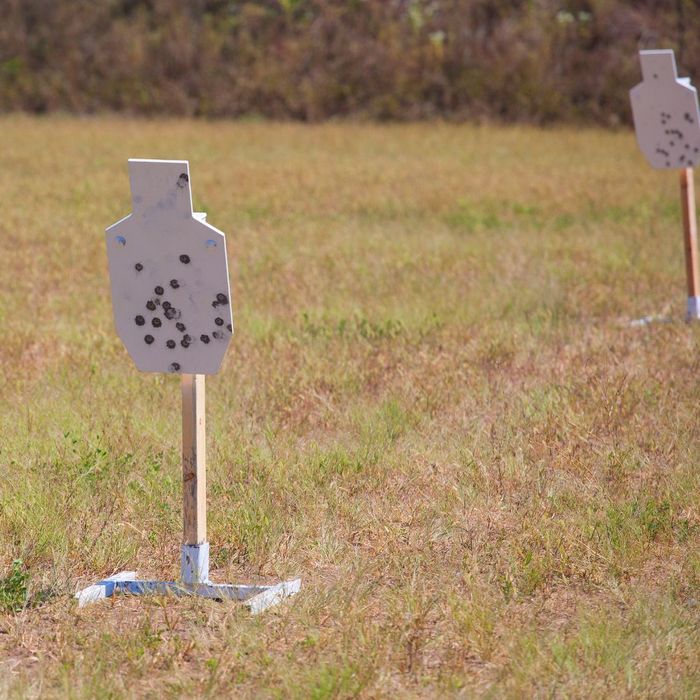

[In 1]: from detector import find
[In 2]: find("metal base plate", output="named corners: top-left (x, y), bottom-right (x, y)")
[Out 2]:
top-left (631, 297), bottom-right (700, 326)
top-left (75, 571), bottom-right (301, 614)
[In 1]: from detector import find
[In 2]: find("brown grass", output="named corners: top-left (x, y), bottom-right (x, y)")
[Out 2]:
top-left (0, 116), bottom-right (699, 698)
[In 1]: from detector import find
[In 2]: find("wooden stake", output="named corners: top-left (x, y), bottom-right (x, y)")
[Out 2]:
top-left (680, 167), bottom-right (700, 300)
top-left (182, 373), bottom-right (206, 545)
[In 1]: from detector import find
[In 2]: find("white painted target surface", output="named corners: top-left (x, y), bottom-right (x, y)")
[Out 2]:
top-left (630, 50), bottom-right (700, 169)
top-left (106, 159), bottom-right (233, 374)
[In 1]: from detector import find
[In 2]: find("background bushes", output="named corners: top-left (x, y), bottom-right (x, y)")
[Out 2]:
top-left (0, 0), bottom-right (698, 123)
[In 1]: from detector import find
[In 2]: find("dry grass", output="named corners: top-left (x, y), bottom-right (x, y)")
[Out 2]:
top-left (1, 116), bottom-right (699, 698)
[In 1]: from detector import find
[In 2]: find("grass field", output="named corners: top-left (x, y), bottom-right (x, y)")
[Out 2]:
top-left (1, 116), bottom-right (700, 698)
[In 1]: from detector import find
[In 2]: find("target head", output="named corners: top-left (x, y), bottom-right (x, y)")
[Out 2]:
top-left (630, 50), bottom-right (700, 169)
top-left (105, 159), bottom-right (233, 374)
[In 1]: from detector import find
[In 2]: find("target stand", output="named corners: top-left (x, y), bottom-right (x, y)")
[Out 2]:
top-left (76, 161), bottom-right (300, 613)
top-left (630, 50), bottom-right (700, 324)
top-left (76, 374), bottom-right (300, 613)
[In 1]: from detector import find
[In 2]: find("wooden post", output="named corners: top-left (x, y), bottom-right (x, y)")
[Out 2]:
top-left (680, 167), bottom-right (700, 319)
top-left (182, 373), bottom-right (206, 545)
top-left (78, 159), bottom-right (300, 608)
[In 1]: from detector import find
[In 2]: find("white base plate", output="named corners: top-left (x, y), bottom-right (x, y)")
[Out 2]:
top-left (75, 571), bottom-right (301, 614)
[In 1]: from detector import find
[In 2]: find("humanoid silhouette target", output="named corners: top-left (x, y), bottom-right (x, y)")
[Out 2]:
top-left (105, 159), bottom-right (233, 374)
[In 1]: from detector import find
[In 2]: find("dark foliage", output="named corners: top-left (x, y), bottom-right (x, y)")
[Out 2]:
top-left (0, 0), bottom-right (698, 123)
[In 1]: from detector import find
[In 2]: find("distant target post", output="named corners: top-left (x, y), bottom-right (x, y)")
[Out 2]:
top-left (630, 49), bottom-right (700, 320)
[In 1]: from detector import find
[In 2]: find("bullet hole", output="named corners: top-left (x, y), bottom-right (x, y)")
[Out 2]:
top-left (154, 286), bottom-right (164, 296)
top-left (216, 293), bottom-right (228, 305)
top-left (170, 362), bottom-right (181, 372)
top-left (115, 236), bottom-right (126, 246)
top-left (227, 324), bottom-right (232, 332)
top-left (215, 317), bottom-right (224, 326)
top-left (212, 301), bottom-right (219, 308)
top-left (170, 279), bottom-right (180, 289)
top-left (162, 301), bottom-right (172, 310)
top-left (135, 315), bottom-right (145, 326)
top-left (179, 254), bottom-right (190, 264)
top-left (213, 331), bottom-right (222, 340)
top-left (152, 317), bottom-right (162, 328)
top-left (181, 338), bottom-right (190, 348)
top-left (177, 173), bottom-right (189, 188)
top-left (146, 300), bottom-right (156, 311)
top-left (164, 307), bottom-right (178, 320)
top-left (200, 334), bottom-right (210, 343)
top-left (670, 141), bottom-right (675, 146)
top-left (145, 334), bottom-right (154, 344)
top-left (653, 73), bottom-right (658, 79)
top-left (135, 263), bottom-right (143, 271)
top-left (666, 161), bottom-right (671, 167)
top-left (176, 322), bottom-right (186, 332)
top-left (166, 339), bottom-right (176, 349)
